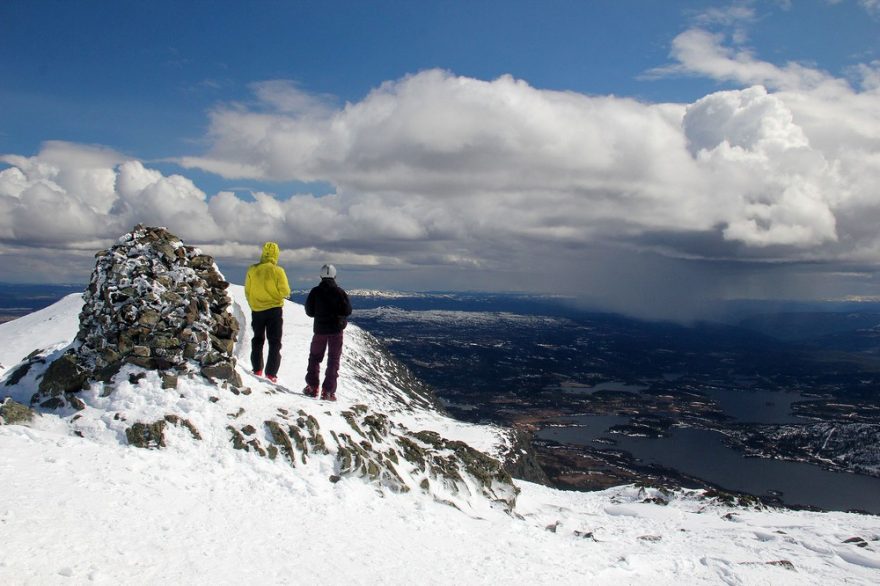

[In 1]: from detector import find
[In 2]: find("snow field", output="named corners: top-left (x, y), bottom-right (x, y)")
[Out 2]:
top-left (3, 423), bottom-right (879, 585)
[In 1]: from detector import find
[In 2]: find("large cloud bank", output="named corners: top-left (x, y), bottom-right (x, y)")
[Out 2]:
top-left (2, 26), bottom-right (880, 312)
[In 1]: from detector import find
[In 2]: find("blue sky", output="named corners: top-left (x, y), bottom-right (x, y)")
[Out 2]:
top-left (4, 1), bottom-right (875, 163)
top-left (2, 1), bottom-right (880, 318)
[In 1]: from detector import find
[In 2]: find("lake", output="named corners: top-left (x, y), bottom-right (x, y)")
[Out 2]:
top-left (538, 389), bottom-right (880, 514)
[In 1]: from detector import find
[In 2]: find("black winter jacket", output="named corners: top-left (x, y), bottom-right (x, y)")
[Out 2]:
top-left (305, 278), bottom-right (352, 334)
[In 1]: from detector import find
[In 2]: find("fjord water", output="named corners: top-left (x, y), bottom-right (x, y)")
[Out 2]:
top-left (539, 388), bottom-right (880, 514)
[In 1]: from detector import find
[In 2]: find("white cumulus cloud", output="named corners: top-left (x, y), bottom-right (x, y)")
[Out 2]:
top-left (3, 29), bottom-right (880, 316)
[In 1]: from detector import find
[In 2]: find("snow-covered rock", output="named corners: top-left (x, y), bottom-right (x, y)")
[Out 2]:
top-left (31, 225), bottom-right (242, 410)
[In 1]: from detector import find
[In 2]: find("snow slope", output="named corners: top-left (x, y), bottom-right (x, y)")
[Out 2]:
top-left (1, 288), bottom-right (879, 585)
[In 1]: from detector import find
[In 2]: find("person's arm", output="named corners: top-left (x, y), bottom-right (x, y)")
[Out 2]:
top-left (277, 267), bottom-right (291, 300)
top-left (244, 267), bottom-right (253, 308)
top-left (305, 289), bottom-right (315, 317)
top-left (339, 289), bottom-right (352, 317)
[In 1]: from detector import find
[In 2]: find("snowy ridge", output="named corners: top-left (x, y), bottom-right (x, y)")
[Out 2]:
top-left (1, 289), bottom-right (879, 584)
top-left (345, 289), bottom-right (443, 299)
top-left (292, 289), bottom-right (446, 299)
top-left (355, 306), bottom-right (574, 327)
top-left (2, 286), bottom-right (518, 514)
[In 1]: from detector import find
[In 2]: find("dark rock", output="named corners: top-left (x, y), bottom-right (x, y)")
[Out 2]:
top-left (164, 414), bottom-right (202, 440)
top-left (153, 336), bottom-right (180, 350)
top-left (190, 255), bottom-right (214, 269)
top-left (228, 426), bottom-right (247, 451)
top-left (161, 373), bottom-right (178, 390)
top-left (265, 420), bottom-right (297, 467)
top-left (138, 310), bottom-right (160, 327)
top-left (156, 243), bottom-right (176, 260)
top-left (299, 412), bottom-right (328, 454)
top-left (287, 425), bottom-right (310, 464)
top-left (4, 351), bottom-right (48, 388)
top-left (152, 357), bottom-right (174, 370)
top-left (126, 421), bottom-right (167, 449)
top-left (200, 362), bottom-right (242, 387)
top-left (100, 348), bottom-right (121, 366)
top-left (210, 334), bottom-right (234, 354)
top-left (126, 356), bottom-right (157, 369)
top-left (132, 346), bottom-right (151, 357)
top-left (67, 394), bottom-right (86, 411)
top-left (26, 348), bottom-right (47, 360)
top-left (38, 397), bottom-right (66, 409)
top-left (500, 428), bottom-right (551, 485)
top-left (129, 372), bottom-right (148, 385)
top-left (4, 362), bottom-right (33, 387)
top-left (0, 399), bottom-right (37, 425)
top-left (36, 352), bottom-right (88, 397)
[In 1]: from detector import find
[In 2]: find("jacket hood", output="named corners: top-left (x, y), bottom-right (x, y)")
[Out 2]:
top-left (260, 242), bottom-right (280, 264)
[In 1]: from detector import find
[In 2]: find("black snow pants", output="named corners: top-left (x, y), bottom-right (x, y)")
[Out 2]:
top-left (250, 306), bottom-right (283, 377)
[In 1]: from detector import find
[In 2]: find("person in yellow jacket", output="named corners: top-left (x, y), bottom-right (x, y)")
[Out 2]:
top-left (244, 242), bottom-right (291, 383)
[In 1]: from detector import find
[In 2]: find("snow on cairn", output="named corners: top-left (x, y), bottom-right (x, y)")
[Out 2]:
top-left (29, 224), bottom-right (243, 408)
top-left (1, 226), bottom-right (879, 584)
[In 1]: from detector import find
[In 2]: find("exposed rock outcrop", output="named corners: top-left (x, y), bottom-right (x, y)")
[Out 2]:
top-left (126, 415), bottom-right (202, 449)
top-left (500, 428), bottom-right (551, 485)
top-left (0, 398), bottom-right (37, 425)
top-left (224, 402), bottom-right (519, 512)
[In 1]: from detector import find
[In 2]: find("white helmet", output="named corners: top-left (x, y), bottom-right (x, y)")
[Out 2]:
top-left (320, 264), bottom-right (337, 279)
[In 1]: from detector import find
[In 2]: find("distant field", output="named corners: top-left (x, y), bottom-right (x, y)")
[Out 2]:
top-left (0, 311), bottom-right (30, 324)
top-left (0, 284), bottom-right (83, 323)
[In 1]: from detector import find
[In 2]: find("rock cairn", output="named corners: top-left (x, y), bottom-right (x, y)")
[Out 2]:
top-left (34, 225), bottom-right (241, 407)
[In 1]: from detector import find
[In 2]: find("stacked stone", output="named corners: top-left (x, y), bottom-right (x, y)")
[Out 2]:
top-left (35, 225), bottom-right (241, 406)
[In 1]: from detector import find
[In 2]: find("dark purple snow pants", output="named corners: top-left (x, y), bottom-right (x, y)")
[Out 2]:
top-left (305, 333), bottom-right (343, 394)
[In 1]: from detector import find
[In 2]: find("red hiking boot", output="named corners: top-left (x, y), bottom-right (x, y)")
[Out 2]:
top-left (303, 385), bottom-right (319, 398)
top-left (254, 370), bottom-right (263, 377)
top-left (320, 389), bottom-right (337, 402)
top-left (267, 375), bottom-right (277, 383)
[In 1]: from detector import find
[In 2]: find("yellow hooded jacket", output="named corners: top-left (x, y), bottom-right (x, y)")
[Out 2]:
top-left (245, 242), bottom-right (291, 312)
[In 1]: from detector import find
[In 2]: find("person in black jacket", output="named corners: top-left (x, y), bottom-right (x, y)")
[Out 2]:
top-left (303, 264), bottom-right (352, 401)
